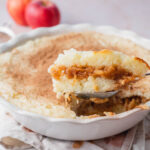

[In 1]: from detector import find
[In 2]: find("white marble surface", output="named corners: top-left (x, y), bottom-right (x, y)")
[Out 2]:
top-left (0, 0), bottom-right (150, 38)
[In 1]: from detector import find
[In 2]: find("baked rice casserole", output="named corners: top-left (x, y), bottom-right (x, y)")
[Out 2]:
top-left (0, 31), bottom-right (150, 119)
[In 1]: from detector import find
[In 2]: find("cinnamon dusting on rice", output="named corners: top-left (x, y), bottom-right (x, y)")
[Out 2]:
top-left (4, 32), bottom-right (106, 105)
top-left (1, 31), bottom-right (150, 114)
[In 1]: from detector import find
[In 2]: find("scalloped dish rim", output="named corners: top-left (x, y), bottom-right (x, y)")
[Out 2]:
top-left (0, 24), bottom-right (150, 124)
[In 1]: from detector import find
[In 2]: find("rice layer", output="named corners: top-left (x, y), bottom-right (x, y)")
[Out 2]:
top-left (0, 32), bottom-right (150, 118)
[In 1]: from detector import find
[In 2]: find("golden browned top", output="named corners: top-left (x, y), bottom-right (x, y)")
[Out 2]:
top-left (1, 31), bottom-right (150, 105)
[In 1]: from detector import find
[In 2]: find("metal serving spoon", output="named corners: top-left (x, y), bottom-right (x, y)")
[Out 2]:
top-left (75, 73), bottom-right (150, 99)
top-left (75, 90), bottom-right (119, 99)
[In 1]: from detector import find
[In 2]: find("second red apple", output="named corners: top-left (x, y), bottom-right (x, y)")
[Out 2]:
top-left (25, 0), bottom-right (60, 28)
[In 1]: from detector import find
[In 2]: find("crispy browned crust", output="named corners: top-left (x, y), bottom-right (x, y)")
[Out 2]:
top-left (135, 57), bottom-right (150, 69)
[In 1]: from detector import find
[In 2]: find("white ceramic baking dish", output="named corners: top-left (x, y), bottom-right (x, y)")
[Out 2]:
top-left (0, 24), bottom-right (150, 141)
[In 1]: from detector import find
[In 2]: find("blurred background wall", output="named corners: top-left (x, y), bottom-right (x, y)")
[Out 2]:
top-left (0, 0), bottom-right (150, 38)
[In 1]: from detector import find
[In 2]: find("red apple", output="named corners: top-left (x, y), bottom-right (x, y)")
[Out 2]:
top-left (25, 0), bottom-right (60, 28)
top-left (7, 0), bottom-right (31, 26)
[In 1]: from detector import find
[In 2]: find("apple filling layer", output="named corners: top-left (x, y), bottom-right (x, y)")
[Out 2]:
top-left (66, 94), bottom-right (149, 116)
top-left (51, 65), bottom-right (136, 81)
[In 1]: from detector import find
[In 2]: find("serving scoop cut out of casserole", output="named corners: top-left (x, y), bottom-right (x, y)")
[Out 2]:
top-left (49, 48), bottom-right (150, 116)
top-left (0, 25), bottom-right (150, 140)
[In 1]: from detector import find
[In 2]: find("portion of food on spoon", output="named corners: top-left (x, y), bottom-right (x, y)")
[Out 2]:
top-left (49, 49), bottom-right (149, 97)
top-left (48, 49), bottom-right (150, 116)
